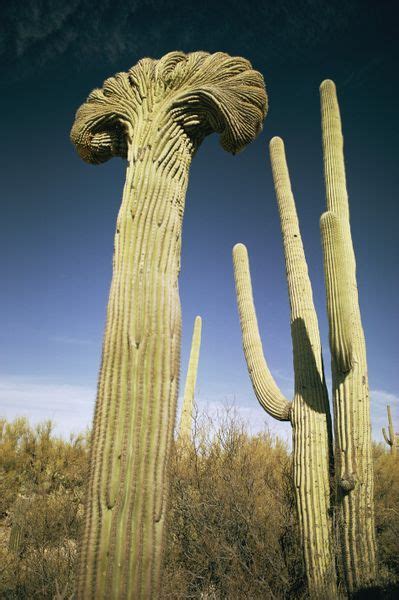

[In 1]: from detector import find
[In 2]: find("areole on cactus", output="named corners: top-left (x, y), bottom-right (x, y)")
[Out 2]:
top-left (71, 51), bottom-right (267, 599)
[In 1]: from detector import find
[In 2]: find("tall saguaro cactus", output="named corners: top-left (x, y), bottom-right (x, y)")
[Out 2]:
top-left (234, 81), bottom-right (377, 596)
top-left (233, 137), bottom-right (337, 597)
top-left (70, 52), bottom-right (266, 599)
top-left (382, 405), bottom-right (397, 455)
top-left (178, 315), bottom-right (202, 443)
top-left (320, 80), bottom-right (376, 592)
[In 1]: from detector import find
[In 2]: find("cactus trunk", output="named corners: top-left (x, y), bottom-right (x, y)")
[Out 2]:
top-left (77, 129), bottom-right (192, 599)
top-left (178, 316), bottom-right (202, 443)
top-left (320, 80), bottom-right (376, 592)
top-left (271, 139), bottom-right (336, 597)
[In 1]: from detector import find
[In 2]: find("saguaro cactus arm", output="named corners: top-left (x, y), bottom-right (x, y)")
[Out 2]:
top-left (320, 80), bottom-right (350, 219)
top-left (71, 51), bottom-right (267, 600)
top-left (382, 405), bottom-right (397, 454)
top-left (320, 79), bottom-right (376, 592)
top-left (320, 211), bottom-right (353, 374)
top-left (233, 243), bottom-right (291, 421)
top-left (178, 316), bottom-right (202, 442)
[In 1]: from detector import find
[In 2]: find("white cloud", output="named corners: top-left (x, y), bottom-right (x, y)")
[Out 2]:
top-left (0, 374), bottom-right (397, 446)
top-left (0, 374), bottom-right (96, 438)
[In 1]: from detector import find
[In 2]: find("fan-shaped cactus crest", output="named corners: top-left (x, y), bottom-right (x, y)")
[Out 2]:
top-left (71, 51), bottom-right (267, 165)
top-left (71, 51), bottom-right (266, 600)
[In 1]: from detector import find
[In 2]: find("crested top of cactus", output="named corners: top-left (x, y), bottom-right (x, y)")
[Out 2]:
top-left (70, 51), bottom-right (267, 164)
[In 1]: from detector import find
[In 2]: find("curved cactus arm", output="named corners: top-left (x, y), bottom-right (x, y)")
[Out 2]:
top-left (233, 243), bottom-right (291, 421)
top-left (178, 315), bottom-right (202, 442)
top-left (320, 211), bottom-right (353, 373)
top-left (382, 426), bottom-right (391, 446)
top-left (382, 405), bottom-right (397, 454)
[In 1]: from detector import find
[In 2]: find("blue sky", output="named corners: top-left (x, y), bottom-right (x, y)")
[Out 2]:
top-left (0, 0), bottom-right (398, 442)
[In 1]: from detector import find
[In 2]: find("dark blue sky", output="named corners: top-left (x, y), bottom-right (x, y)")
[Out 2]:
top-left (1, 0), bottom-right (398, 440)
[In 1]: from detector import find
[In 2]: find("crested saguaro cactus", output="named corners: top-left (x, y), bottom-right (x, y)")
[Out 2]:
top-left (70, 52), bottom-right (266, 599)
top-left (233, 137), bottom-right (337, 597)
top-left (178, 315), bottom-right (202, 444)
top-left (382, 405), bottom-right (397, 455)
top-left (320, 80), bottom-right (376, 592)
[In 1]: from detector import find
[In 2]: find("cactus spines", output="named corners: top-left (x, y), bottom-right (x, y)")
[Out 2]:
top-left (71, 52), bottom-right (267, 599)
top-left (178, 316), bottom-right (202, 444)
top-left (320, 79), bottom-right (376, 592)
top-left (233, 137), bottom-right (336, 597)
top-left (382, 405), bottom-right (397, 454)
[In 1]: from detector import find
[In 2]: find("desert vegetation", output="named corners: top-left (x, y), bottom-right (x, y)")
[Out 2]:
top-left (0, 415), bottom-right (398, 599)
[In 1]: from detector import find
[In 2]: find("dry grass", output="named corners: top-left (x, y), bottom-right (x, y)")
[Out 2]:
top-left (0, 413), bottom-right (398, 598)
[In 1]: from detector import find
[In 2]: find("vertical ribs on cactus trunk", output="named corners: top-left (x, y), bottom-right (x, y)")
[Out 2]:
top-left (70, 51), bottom-right (267, 599)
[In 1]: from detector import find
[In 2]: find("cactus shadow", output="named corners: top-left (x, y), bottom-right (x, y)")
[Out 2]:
top-left (351, 583), bottom-right (399, 599)
top-left (291, 317), bottom-right (330, 415)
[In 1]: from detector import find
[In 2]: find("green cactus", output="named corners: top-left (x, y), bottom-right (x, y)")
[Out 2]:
top-left (233, 137), bottom-right (337, 597)
top-left (178, 316), bottom-right (202, 444)
top-left (234, 81), bottom-right (377, 596)
top-left (71, 52), bottom-right (267, 599)
top-left (382, 405), bottom-right (397, 455)
top-left (320, 80), bottom-right (376, 592)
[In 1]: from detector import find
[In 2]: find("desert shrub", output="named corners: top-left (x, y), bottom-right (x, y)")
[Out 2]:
top-left (373, 445), bottom-right (399, 584)
top-left (0, 418), bottom-right (87, 599)
top-left (162, 410), bottom-right (306, 599)
top-left (0, 414), bottom-right (398, 598)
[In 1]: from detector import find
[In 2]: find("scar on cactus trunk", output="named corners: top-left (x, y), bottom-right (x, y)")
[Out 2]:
top-left (178, 315), bottom-right (202, 445)
top-left (320, 80), bottom-right (376, 592)
top-left (233, 137), bottom-right (337, 598)
top-left (70, 52), bottom-right (267, 599)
